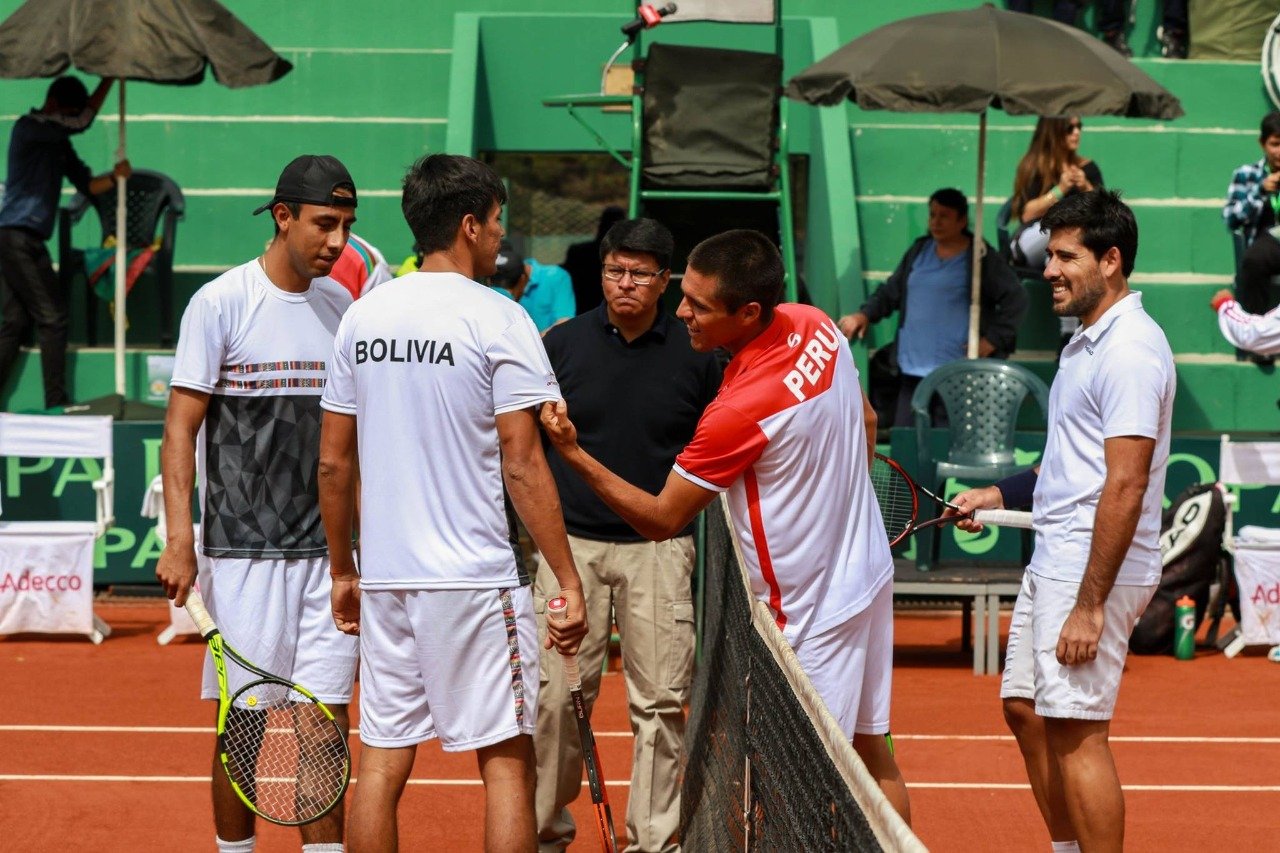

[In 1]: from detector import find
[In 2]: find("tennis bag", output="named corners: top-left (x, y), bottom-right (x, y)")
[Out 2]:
top-left (1129, 482), bottom-right (1229, 655)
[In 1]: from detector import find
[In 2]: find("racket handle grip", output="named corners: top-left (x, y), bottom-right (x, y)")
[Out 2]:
top-left (183, 587), bottom-right (219, 639)
top-left (972, 509), bottom-right (1033, 529)
top-left (547, 596), bottom-right (583, 691)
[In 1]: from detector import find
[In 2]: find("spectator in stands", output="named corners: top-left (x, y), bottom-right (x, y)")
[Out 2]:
top-left (534, 217), bottom-right (721, 853)
top-left (562, 205), bottom-right (625, 314)
top-left (1011, 117), bottom-right (1104, 269)
top-left (836, 188), bottom-right (1028, 428)
top-left (0, 76), bottom-right (129, 409)
top-left (488, 239), bottom-right (528, 301)
top-left (517, 248), bottom-right (576, 333)
top-left (1007, 1), bottom-right (1188, 59)
top-left (1097, 1), bottom-right (1188, 59)
top-left (328, 232), bottom-right (393, 300)
top-left (1006, 0), bottom-right (1080, 27)
top-left (1211, 288), bottom-right (1280, 357)
top-left (462, 235), bottom-right (575, 331)
top-left (1223, 112), bottom-right (1280, 316)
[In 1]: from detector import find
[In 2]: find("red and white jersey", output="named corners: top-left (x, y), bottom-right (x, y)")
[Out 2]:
top-left (1217, 297), bottom-right (1280, 357)
top-left (329, 233), bottom-right (394, 301)
top-left (674, 304), bottom-right (893, 643)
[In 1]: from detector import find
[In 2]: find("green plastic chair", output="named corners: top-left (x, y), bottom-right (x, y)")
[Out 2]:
top-left (911, 358), bottom-right (1050, 570)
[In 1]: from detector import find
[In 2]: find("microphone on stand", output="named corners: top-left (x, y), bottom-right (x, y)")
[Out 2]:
top-left (621, 3), bottom-right (678, 40)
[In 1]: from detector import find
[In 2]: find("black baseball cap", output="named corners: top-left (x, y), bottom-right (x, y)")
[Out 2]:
top-left (491, 239), bottom-right (525, 286)
top-left (252, 154), bottom-right (358, 215)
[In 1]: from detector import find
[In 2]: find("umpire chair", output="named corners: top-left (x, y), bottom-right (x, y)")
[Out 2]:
top-left (545, 1), bottom-right (797, 300)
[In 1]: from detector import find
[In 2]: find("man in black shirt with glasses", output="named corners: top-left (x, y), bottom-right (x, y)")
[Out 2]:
top-left (533, 218), bottom-right (721, 853)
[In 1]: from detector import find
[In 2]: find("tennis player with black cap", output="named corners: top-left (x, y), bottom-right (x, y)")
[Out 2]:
top-left (158, 154), bottom-right (360, 853)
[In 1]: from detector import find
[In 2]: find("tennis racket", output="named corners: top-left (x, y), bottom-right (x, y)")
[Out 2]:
top-left (870, 453), bottom-right (1032, 547)
top-left (184, 587), bottom-right (351, 826)
top-left (547, 596), bottom-right (618, 853)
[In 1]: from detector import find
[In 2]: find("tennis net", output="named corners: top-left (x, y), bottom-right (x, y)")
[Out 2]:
top-left (681, 497), bottom-right (927, 852)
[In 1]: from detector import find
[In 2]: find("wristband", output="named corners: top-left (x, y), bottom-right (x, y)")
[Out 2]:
top-left (994, 468), bottom-right (1037, 510)
top-left (1050, 185), bottom-right (1064, 200)
top-left (1211, 291), bottom-right (1236, 313)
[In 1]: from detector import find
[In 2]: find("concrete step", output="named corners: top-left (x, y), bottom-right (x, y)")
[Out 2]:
top-left (851, 121), bottom-right (1255, 201)
top-left (0, 51), bottom-right (451, 127)
top-left (1019, 277), bottom-right (1237, 355)
top-left (856, 199), bottom-right (1233, 277)
top-left (1009, 353), bottom-right (1280, 433)
top-left (859, 274), bottom-right (1239, 356)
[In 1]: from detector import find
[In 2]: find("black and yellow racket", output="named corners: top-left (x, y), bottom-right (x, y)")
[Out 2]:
top-left (184, 587), bottom-right (350, 826)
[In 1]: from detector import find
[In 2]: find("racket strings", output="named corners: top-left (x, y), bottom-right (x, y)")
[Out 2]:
top-left (869, 457), bottom-right (917, 541)
top-left (221, 681), bottom-right (348, 825)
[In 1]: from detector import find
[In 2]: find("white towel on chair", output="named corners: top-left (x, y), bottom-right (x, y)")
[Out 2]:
top-left (1237, 526), bottom-right (1280, 546)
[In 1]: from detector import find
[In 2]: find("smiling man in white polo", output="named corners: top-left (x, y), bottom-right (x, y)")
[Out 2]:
top-left (950, 189), bottom-right (1175, 853)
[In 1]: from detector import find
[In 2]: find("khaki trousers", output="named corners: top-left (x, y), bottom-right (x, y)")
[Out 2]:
top-left (534, 534), bottom-right (696, 853)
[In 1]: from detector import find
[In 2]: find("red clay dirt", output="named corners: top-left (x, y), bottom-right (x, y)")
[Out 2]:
top-left (1, 600), bottom-right (1276, 851)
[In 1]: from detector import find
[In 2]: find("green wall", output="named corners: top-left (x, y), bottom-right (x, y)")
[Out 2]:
top-left (0, 0), bottom-right (1181, 303)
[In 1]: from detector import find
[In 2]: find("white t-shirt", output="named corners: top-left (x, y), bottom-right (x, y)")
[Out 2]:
top-left (321, 271), bottom-right (561, 590)
top-left (170, 259), bottom-right (352, 559)
top-left (1030, 292), bottom-right (1175, 587)
top-left (674, 304), bottom-right (893, 644)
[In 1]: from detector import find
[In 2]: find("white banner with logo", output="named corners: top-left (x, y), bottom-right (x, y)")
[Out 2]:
top-left (0, 521), bottom-right (97, 637)
top-left (1234, 527), bottom-right (1280, 644)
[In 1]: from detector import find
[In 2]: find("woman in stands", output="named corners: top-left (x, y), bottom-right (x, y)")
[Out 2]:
top-left (1011, 116), bottom-right (1104, 268)
top-left (837, 188), bottom-right (1027, 428)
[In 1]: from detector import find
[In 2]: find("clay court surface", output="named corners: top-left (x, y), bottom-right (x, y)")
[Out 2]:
top-left (2, 599), bottom-right (1277, 851)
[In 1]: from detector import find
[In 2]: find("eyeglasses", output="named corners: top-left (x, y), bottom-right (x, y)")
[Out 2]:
top-left (602, 264), bottom-right (666, 287)
top-left (1067, 121), bottom-right (1083, 132)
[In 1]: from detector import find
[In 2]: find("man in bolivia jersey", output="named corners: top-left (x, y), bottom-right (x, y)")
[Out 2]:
top-left (540, 229), bottom-right (911, 824)
top-left (318, 153), bottom-right (588, 851)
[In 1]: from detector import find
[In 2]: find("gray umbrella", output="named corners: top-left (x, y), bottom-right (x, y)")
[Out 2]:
top-left (785, 4), bottom-right (1183, 357)
top-left (0, 0), bottom-right (292, 394)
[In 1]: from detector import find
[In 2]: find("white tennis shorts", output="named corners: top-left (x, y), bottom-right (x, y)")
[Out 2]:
top-left (357, 585), bottom-right (539, 751)
top-left (1001, 571), bottom-right (1157, 720)
top-left (792, 579), bottom-right (894, 739)
top-left (200, 556), bottom-right (358, 704)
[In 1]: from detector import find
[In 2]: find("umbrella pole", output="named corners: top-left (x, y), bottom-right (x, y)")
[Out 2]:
top-left (968, 110), bottom-right (987, 359)
top-left (114, 80), bottom-right (126, 396)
